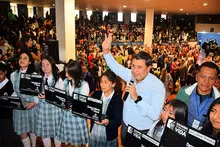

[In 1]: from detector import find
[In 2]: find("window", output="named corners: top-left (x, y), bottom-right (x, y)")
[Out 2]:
top-left (86, 10), bottom-right (93, 20)
top-left (103, 11), bottom-right (108, 20)
top-left (118, 12), bottom-right (123, 22)
top-left (131, 13), bottom-right (137, 22)
top-left (28, 6), bottom-right (33, 18)
top-left (43, 7), bottom-right (50, 18)
top-left (161, 14), bottom-right (167, 20)
top-left (10, 3), bottom-right (18, 16)
top-left (75, 10), bottom-right (79, 18)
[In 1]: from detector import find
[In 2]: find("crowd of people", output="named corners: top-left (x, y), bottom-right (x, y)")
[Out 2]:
top-left (0, 9), bottom-right (220, 147)
top-left (75, 13), bottom-right (197, 45)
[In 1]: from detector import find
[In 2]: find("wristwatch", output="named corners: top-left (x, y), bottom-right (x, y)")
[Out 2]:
top-left (135, 96), bottom-right (142, 103)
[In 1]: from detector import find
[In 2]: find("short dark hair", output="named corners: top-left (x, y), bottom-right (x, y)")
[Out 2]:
top-left (173, 58), bottom-right (178, 62)
top-left (133, 51), bottom-right (152, 66)
top-left (23, 35), bottom-right (32, 43)
top-left (198, 62), bottom-right (219, 77)
top-left (0, 63), bottom-right (7, 72)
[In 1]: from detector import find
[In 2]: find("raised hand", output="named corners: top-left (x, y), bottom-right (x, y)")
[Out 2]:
top-left (102, 33), bottom-right (113, 55)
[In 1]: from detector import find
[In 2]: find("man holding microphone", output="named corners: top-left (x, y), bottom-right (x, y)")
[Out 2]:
top-left (102, 33), bottom-right (166, 144)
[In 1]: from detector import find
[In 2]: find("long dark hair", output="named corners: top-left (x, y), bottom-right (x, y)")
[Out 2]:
top-left (153, 99), bottom-right (188, 136)
top-left (66, 60), bottom-right (83, 88)
top-left (202, 97), bottom-right (220, 138)
top-left (17, 51), bottom-right (35, 74)
top-left (101, 70), bottom-right (122, 95)
top-left (41, 56), bottom-right (59, 86)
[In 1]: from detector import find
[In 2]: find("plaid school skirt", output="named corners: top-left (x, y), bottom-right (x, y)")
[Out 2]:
top-left (35, 99), bottom-right (63, 138)
top-left (13, 107), bottom-right (36, 135)
top-left (55, 110), bottom-right (89, 145)
top-left (89, 123), bottom-right (118, 147)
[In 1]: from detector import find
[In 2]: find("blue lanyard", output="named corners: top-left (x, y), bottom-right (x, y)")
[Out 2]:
top-left (195, 95), bottom-right (211, 117)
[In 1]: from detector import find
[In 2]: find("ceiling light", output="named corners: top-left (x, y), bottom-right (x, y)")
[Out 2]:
top-left (123, 5), bottom-right (127, 8)
top-left (53, 4), bottom-right (55, 6)
top-left (180, 8), bottom-right (183, 11)
top-left (203, 3), bottom-right (208, 6)
top-left (96, 8), bottom-right (98, 10)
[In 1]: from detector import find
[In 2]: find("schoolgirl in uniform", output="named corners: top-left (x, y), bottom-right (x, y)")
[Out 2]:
top-left (35, 56), bottom-right (64, 147)
top-left (147, 99), bottom-right (188, 141)
top-left (55, 60), bottom-right (90, 147)
top-left (11, 51), bottom-right (38, 147)
top-left (89, 70), bottom-right (123, 147)
top-left (202, 97), bottom-right (220, 147)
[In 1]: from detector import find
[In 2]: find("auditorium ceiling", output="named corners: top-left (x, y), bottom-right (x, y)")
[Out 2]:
top-left (1, 0), bottom-right (220, 14)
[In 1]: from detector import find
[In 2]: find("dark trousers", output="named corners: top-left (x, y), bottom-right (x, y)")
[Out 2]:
top-left (121, 121), bottom-right (149, 145)
top-left (0, 118), bottom-right (23, 147)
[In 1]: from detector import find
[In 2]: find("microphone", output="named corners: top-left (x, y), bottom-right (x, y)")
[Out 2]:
top-left (123, 78), bottom-right (135, 101)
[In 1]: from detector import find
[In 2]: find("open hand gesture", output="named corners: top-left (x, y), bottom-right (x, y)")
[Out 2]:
top-left (102, 33), bottom-right (113, 55)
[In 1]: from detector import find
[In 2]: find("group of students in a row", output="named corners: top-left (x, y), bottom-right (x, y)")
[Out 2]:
top-left (1, 50), bottom-right (220, 147)
top-left (1, 50), bottom-right (124, 147)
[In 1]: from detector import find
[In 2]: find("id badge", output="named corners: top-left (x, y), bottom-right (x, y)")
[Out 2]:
top-left (192, 119), bottom-right (200, 129)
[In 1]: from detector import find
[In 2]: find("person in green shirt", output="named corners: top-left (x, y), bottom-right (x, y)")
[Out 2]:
top-left (8, 9), bottom-right (17, 21)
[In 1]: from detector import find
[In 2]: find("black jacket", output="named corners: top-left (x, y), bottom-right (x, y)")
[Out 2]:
top-left (201, 123), bottom-right (220, 147)
top-left (90, 91), bottom-right (123, 141)
top-left (0, 79), bottom-right (14, 119)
